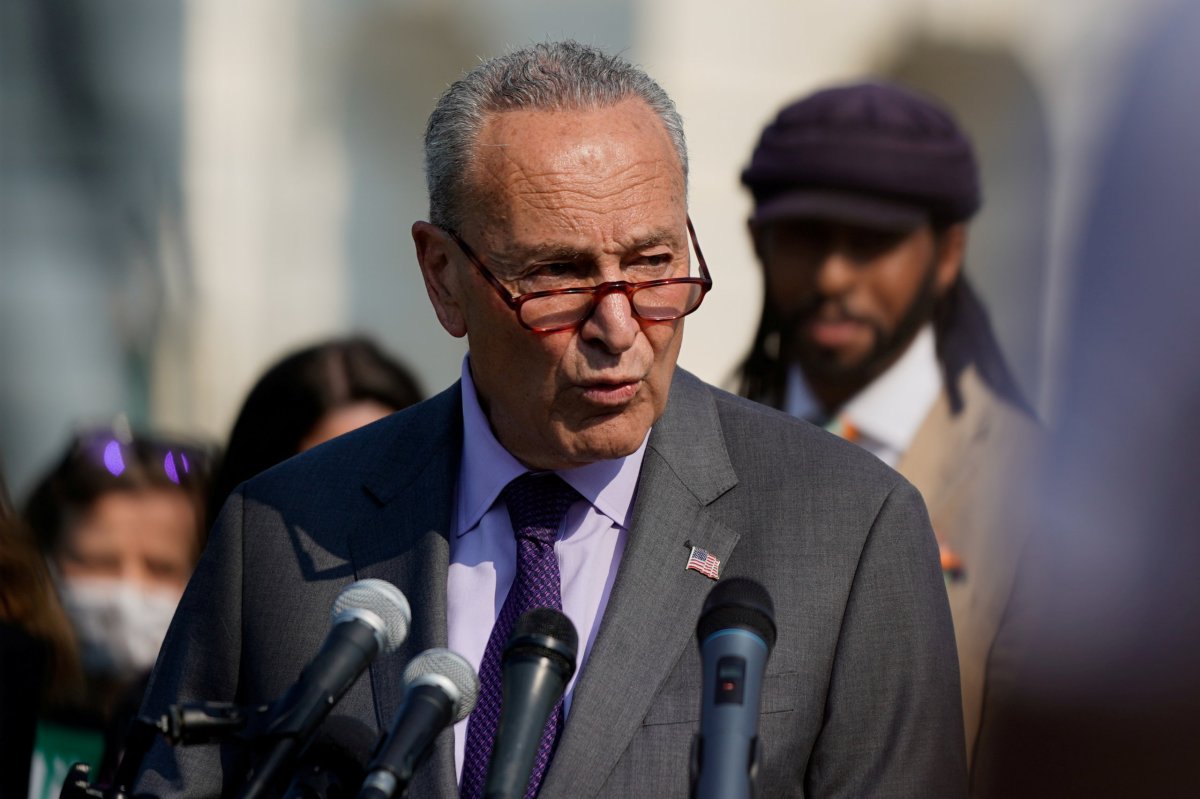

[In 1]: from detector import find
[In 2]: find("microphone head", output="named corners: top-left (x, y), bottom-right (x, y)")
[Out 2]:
top-left (697, 577), bottom-right (777, 652)
top-left (331, 579), bottom-right (412, 654)
top-left (505, 607), bottom-right (579, 680)
top-left (402, 648), bottom-right (480, 723)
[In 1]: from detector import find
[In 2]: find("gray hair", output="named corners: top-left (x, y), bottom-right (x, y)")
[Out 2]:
top-left (423, 40), bottom-right (688, 230)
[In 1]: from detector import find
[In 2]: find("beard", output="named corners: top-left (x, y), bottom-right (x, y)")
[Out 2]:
top-left (781, 260), bottom-right (941, 390)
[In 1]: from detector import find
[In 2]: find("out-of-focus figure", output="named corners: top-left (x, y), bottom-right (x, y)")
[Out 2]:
top-left (207, 335), bottom-right (423, 523)
top-left (971, 2), bottom-right (1200, 795)
top-left (736, 82), bottom-right (1038, 760)
top-left (21, 423), bottom-right (211, 798)
top-left (1, 468), bottom-right (81, 799)
top-left (0, 462), bottom-right (12, 520)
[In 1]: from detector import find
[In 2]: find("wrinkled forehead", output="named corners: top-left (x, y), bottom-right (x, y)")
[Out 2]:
top-left (460, 101), bottom-right (687, 236)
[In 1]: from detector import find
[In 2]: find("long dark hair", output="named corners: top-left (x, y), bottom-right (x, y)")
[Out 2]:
top-left (933, 276), bottom-right (1033, 417)
top-left (737, 295), bottom-right (790, 411)
top-left (2, 464), bottom-right (79, 691)
top-left (207, 336), bottom-right (423, 523)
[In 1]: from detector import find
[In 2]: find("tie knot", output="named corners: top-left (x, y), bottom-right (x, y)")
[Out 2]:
top-left (501, 472), bottom-right (581, 546)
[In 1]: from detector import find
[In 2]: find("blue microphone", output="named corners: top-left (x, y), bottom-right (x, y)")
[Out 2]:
top-left (691, 577), bottom-right (777, 799)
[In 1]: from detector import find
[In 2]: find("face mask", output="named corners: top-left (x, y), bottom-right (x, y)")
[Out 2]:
top-left (57, 577), bottom-right (182, 682)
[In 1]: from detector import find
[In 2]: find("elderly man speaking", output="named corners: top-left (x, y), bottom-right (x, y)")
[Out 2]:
top-left (135, 42), bottom-right (965, 797)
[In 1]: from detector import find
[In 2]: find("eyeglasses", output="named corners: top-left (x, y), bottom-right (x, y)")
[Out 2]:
top-left (442, 218), bottom-right (713, 333)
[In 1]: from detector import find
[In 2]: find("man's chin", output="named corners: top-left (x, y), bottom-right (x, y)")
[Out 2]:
top-left (554, 420), bottom-right (651, 467)
top-left (797, 347), bottom-right (877, 382)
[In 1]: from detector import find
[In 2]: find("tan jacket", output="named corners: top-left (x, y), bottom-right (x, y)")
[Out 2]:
top-left (897, 365), bottom-right (1040, 764)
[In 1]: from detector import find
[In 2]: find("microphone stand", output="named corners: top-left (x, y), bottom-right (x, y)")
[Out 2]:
top-left (57, 701), bottom-right (271, 799)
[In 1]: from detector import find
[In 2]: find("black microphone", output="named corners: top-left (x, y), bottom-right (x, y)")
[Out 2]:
top-left (281, 716), bottom-right (378, 799)
top-left (238, 579), bottom-right (412, 799)
top-left (483, 607), bottom-right (579, 799)
top-left (356, 648), bottom-right (480, 799)
top-left (690, 577), bottom-right (777, 799)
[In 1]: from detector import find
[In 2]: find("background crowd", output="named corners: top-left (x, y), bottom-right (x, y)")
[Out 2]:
top-left (2, 0), bottom-right (1198, 797)
top-left (1, 337), bottom-right (422, 798)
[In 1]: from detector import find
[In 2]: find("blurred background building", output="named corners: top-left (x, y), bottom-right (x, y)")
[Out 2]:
top-left (0, 0), bottom-right (1170, 497)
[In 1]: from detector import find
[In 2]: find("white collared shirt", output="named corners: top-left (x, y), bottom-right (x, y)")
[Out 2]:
top-left (784, 325), bottom-right (941, 467)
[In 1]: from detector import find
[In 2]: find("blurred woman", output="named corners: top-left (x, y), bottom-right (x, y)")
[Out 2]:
top-left (207, 336), bottom-right (422, 524)
top-left (1, 467), bottom-right (81, 798)
top-left (22, 424), bottom-right (212, 796)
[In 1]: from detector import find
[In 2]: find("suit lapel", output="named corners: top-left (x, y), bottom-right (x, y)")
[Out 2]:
top-left (898, 365), bottom-right (992, 516)
top-left (540, 370), bottom-right (739, 798)
top-left (350, 382), bottom-right (463, 798)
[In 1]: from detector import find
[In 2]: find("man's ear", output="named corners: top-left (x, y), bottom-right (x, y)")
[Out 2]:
top-left (933, 223), bottom-right (968, 296)
top-left (412, 221), bottom-right (468, 338)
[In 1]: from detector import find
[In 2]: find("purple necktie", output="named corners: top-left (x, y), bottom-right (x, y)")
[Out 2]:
top-left (460, 472), bottom-right (580, 799)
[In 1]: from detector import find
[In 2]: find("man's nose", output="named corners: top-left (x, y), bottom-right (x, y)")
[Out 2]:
top-left (814, 249), bottom-right (856, 296)
top-left (580, 290), bottom-right (639, 353)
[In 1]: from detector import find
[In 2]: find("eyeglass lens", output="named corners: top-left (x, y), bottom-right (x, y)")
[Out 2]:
top-left (519, 281), bottom-right (705, 330)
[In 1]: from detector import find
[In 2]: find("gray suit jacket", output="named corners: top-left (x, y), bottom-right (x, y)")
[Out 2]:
top-left (136, 369), bottom-right (966, 797)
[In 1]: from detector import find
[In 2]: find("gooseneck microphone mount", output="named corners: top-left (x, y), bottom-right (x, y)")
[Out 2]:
top-left (58, 579), bottom-right (411, 799)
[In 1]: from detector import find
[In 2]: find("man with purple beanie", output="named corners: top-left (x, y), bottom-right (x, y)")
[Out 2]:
top-left (736, 81), bottom-right (1039, 765)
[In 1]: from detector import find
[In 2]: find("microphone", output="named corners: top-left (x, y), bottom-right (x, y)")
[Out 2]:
top-left (356, 649), bottom-right (480, 799)
top-left (238, 579), bottom-right (412, 799)
top-left (483, 607), bottom-right (579, 799)
top-left (281, 716), bottom-right (378, 799)
top-left (691, 577), bottom-right (777, 799)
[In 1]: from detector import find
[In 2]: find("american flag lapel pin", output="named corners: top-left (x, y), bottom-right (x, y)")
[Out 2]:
top-left (686, 545), bottom-right (721, 580)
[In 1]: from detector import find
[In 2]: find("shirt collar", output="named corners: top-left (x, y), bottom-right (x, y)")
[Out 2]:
top-left (786, 324), bottom-right (941, 455)
top-left (454, 356), bottom-right (648, 537)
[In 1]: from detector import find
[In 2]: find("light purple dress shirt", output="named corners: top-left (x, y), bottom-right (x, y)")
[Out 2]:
top-left (448, 357), bottom-right (646, 781)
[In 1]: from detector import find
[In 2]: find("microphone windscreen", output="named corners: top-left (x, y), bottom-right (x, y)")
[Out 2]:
top-left (331, 579), bottom-right (412, 653)
top-left (512, 607), bottom-right (577, 648)
top-left (506, 607), bottom-right (578, 678)
top-left (698, 577), bottom-right (777, 650)
top-left (402, 648), bottom-right (480, 723)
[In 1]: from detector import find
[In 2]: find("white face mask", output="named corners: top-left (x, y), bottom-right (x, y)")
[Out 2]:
top-left (58, 577), bottom-right (182, 681)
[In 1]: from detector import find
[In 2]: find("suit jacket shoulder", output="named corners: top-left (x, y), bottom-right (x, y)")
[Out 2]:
top-left (548, 370), bottom-right (966, 798)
